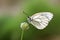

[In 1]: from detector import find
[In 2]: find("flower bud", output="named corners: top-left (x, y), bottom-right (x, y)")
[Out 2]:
top-left (20, 22), bottom-right (29, 30)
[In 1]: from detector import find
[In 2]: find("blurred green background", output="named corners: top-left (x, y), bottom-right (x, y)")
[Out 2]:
top-left (0, 0), bottom-right (60, 40)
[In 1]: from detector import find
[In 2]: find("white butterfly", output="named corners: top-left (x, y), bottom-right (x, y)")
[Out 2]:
top-left (27, 12), bottom-right (53, 30)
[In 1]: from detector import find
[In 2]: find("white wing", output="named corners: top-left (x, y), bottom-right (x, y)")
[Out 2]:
top-left (28, 12), bottom-right (53, 30)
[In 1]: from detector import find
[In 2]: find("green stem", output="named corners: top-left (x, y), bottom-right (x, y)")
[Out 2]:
top-left (21, 30), bottom-right (24, 40)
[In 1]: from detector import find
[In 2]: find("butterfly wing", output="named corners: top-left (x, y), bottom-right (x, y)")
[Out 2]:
top-left (28, 12), bottom-right (53, 30)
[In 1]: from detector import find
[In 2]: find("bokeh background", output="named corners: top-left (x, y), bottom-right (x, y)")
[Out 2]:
top-left (0, 0), bottom-right (60, 40)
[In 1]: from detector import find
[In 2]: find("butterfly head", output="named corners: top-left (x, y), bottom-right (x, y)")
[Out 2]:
top-left (27, 16), bottom-right (33, 23)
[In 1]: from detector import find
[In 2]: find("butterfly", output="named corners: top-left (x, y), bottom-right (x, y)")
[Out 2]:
top-left (24, 12), bottom-right (53, 30)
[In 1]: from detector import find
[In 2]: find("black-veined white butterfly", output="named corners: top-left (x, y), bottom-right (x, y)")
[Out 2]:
top-left (23, 12), bottom-right (53, 30)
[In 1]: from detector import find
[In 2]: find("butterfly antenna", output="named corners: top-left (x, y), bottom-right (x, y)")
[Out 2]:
top-left (23, 11), bottom-right (29, 18)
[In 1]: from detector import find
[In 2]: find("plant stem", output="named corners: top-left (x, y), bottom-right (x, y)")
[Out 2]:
top-left (21, 30), bottom-right (24, 40)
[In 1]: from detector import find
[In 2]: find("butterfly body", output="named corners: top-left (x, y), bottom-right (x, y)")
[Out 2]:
top-left (27, 12), bottom-right (53, 30)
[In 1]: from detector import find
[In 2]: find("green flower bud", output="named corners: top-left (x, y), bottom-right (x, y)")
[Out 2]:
top-left (20, 22), bottom-right (29, 30)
